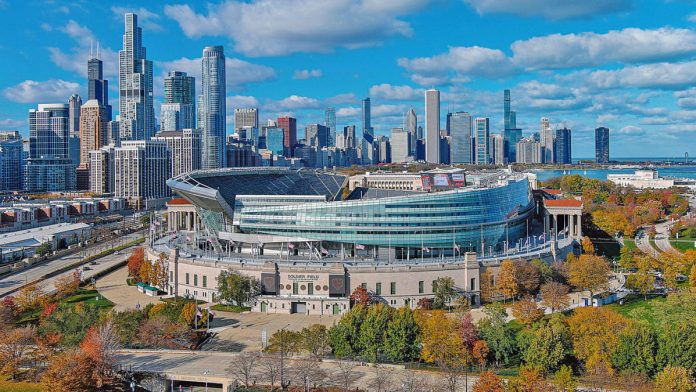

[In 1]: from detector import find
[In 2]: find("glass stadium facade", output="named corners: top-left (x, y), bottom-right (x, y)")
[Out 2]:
top-left (167, 167), bottom-right (534, 256)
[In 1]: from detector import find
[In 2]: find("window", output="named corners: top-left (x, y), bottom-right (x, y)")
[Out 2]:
top-left (470, 278), bottom-right (476, 291)
top-left (375, 282), bottom-right (382, 296)
top-left (293, 282), bottom-right (298, 295)
top-left (194, 274), bottom-right (198, 287)
top-left (203, 276), bottom-right (207, 288)
top-left (361, 282), bottom-right (367, 290)
top-left (169, 271), bottom-right (173, 282)
top-left (185, 273), bottom-right (189, 285)
top-left (432, 280), bottom-right (437, 293)
top-left (418, 281), bottom-right (424, 294)
top-left (390, 282), bottom-right (396, 295)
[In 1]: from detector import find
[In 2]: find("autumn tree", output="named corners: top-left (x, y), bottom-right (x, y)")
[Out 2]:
top-left (54, 270), bottom-right (81, 298)
top-left (539, 282), bottom-right (570, 313)
top-left (472, 370), bottom-right (505, 392)
top-left (138, 260), bottom-right (152, 284)
top-left (226, 351), bottom-right (259, 388)
top-left (553, 365), bottom-right (577, 392)
top-left (653, 366), bottom-right (696, 392)
top-left (568, 254), bottom-right (611, 300)
top-left (511, 297), bottom-right (544, 325)
top-left (0, 326), bottom-right (37, 380)
top-left (80, 320), bottom-right (120, 387)
top-left (41, 349), bottom-right (96, 392)
top-left (300, 324), bottom-right (330, 360)
top-left (581, 236), bottom-right (595, 254)
top-left (513, 260), bottom-right (542, 296)
top-left (567, 307), bottom-right (630, 366)
top-left (127, 247), bottom-right (145, 279)
top-left (14, 283), bottom-right (47, 312)
top-left (420, 310), bottom-right (468, 392)
top-left (350, 286), bottom-right (371, 306)
top-left (625, 257), bottom-right (656, 299)
top-left (496, 259), bottom-right (519, 301)
top-left (459, 312), bottom-right (478, 352)
top-left (472, 340), bottom-right (490, 372)
top-left (480, 270), bottom-right (496, 303)
top-left (509, 364), bottom-right (554, 392)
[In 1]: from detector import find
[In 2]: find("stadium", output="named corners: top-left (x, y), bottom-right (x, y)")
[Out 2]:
top-left (151, 167), bottom-right (579, 314)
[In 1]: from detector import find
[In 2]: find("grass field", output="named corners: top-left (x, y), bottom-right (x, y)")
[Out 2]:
top-left (17, 286), bottom-right (114, 324)
top-left (622, 238), bottom-right (637, 251)
top-left (0, 376), bottom-right (42, 392)
top-left (670, 238), bottom-right (696, 252)
top-left (606, 294), bottom-right (667, 329)
top-left (211, 304), bottom-right (251, 313)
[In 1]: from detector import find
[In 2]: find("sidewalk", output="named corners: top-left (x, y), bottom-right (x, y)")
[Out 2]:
top-left (95, 266), bottom-right (161, 311)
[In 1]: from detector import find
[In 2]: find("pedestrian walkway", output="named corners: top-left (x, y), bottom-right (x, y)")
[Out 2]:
top-left (95, 266), bottom-right (160, 311)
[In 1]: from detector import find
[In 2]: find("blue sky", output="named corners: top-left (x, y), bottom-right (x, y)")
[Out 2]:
top-left (2, 0), bottom-right (696, 157)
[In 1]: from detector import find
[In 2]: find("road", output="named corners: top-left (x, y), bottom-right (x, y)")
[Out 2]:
top-left (635, 230), bottom-right (659, 258)
top-left (0, 232), bottom-right (142, 298)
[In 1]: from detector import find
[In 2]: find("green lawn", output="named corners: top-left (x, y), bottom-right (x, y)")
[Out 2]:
top-left (210, 304), bottom-right (251, 313)
top-left (17, 286), bottom-right (113, 325)
top-left (622, 238), bottom-right (637, 251)
top-left (0, 377), bottom-right (42, 392)
top-left (670, 238), bottom-right (696, 252)
top-left (606, 294), bottom-right (667, 329)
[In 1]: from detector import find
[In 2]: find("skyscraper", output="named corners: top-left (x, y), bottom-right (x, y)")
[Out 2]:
top-left (77, 100), bottom-right (107, 189)
top-left (503, 89), bottom-right (522, 162)
top-left (361, 98), bottom-right (372, 137)
top-left (277, 116), bottom-right (297, 156)
top-left (305, 124), bottom-right (330, 148)
top-left (324, 107), bottom-right (336, 148)
top-left (118, 13), bottom-right (154, 140)
top-left (449, 111), bottom-right (473, 164)
top-left (234, 108), bottom-right (258, 131)
top-left (540, 117), bottom-right (554, 163)
top-left (555, 128), bottom-right (572, 164)
top-left (25, 104), bottom-right (76, 191)
top-left (114, 140), bottom-right (170, 209)
top-left (201, 45), bottom-right (226, 169)
top-left (162, 71), bottom-right (195, 131)
top-left (475, 117), bottom-right (490, 165)
top-left (391, 128), bottom-right (411, 163)
top-left (504, 89), bottom-right (512, 131)
top-left (153, 128), bottom-right (201, 178)
top-left (0, 137), bottom-right (23, 192)
top-left (88, 49), bottom-right (112, 121)
top-left (90, 145), bottom-right (115, 195)
top-left (68, 94), bottom-right (81, 138)
top-left (595, 127), bottom-right (609, 164)
top-left (425, 89), bottom-right (440, 164)
top-left (406, 108), bottom-right (417, 156)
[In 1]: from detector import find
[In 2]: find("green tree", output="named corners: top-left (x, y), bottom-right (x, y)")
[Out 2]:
top-left (36, 241), bottom-right (53, 257)
top-left (657, 322), bottom-right (696, 375)
top-left (328, 305), bottom-right (366, 358)
top-left (610, 323), bottom-right (657, 377)
top-left (383, 307), bottom-right (420, 362)
top-left (625, 258), bottom-right (656, 300)
top-left (654, 366), bottom-right (696, 392)
top-left (358, 303), bottom-right (392, 362)
top-left (530, 258), bottom-right (553, 285)
top-left (521, 315), bottom-right (571, 373)
top-left (433, 276), bottom-right (456, 309)
top-left (553, 365), bottom-right (577, 392)
top-left (477, 304), bottom-right (516, 367)
top-left (38, 302), bottom-right (104, 347)
top-left (216, 270), bottom-right (260, 306)
top-left (110, 309), bottom-right (145, 345)
top-left (300, 324), bottom-right (330, 360)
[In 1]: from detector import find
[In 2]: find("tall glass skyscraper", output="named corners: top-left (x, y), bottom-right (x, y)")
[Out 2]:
top-left (88, 51), bottom-right (112, 121)
top-left (595, 127), bottom-right (609, 163)
top-left (475, 117), bottom-right (490, 165)
top-left (324, 107), bottom-right (336, 147)
top-left (118, 13), bottom-right (154, 141)
top-left (406, 107), bottom-right (417, 156)
top-left (425, 89), bottom-right (440, 164)
top-left (361, 98), bottom-right (372, 138)
top-left (555, 128), bottom-right (572, 164)
top-left (450, 112), bottom-right (473, 164)
top-left (161, 71), bottom-right (196, 131)
top-left (201, 45), bottom-right (226, 169)
top-left (25, 104), bottom-right (76, 191)
top-left (68, 94), bottom-right (81, 138)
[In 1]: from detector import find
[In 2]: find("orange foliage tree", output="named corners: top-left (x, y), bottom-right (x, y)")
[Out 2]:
top-left (473, 370), bottom-right (505, 392)
top-left (511, 297), bottom-right (544, 325)
top-left (127, 247), bottom-right (145, 279)
top-left (567, 307), bottom-right (630, 366)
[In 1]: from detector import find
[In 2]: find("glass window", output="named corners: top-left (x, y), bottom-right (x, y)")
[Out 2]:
top-left (418, 281), bottom-right (424, 294)
top-left (361, 283), bottom-right (367, 290)
top-left (376, 282), bottom-right (382, 296)
top-left (194, 274), bottom-right (198, 286)
top-left (293, 282), bottom-right (298, 295)
top-left (390, 282), bottom-right (396, 295)
top-left (203, 276), bottom-right (207, 288)
top-left (185, 273), bottom-right (189, 285)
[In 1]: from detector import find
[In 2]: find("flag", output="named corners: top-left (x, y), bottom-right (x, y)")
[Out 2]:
top-left (320, 247), bottom-right (329, 255)
top-left (422, 247), bottom-right (430, 252)
top-left (288, 243), bottom-right (295, 249)
top-left (453, 243), bottom-right (460, 251)
top-left (355, 244), bottom-right (365, 250)
top-left (539, 233), bottom-right (546, 241)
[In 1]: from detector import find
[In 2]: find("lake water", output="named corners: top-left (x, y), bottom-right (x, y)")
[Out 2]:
top-left (534, 166), bottom-right (696, 183)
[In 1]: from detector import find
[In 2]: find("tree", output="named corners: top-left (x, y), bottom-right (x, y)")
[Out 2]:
top-left (127, 247), bottom-right (145, 278)
top-left (566, 307), bottom-right (629, 365)
top-left (350, 286), bottom-right (371, 306)
top-left (300, 324), bottom-right (330, 360)
top-left (14, 283), bottom-right (47, 312)
top-left (509, 364), bottom-right (554, 392)
top-left (216, 270), bottom-right (260, 306)
top-left (0, 326), bottom-right (36, 380)
top-left (420, 310), bottom-right (468, 392)
top-left (226, 351), bottom-right (258, 388)
top-left (137, 317), bottom-right (194, 349)
top-left (497, 259), bottom-right (519, 301)
top-left (367, 365), bottom-right (394, 392)
top-left (472, 370), bottom-right (505, 392)
top-left (433, 276), bottom-right (456, 309)
top-left (293, 357), bottom-right (326, 392)
top-left (179, 301), bottom-right (196, 326)
top-left (333, 359), bottom-right (362, 392)
top-left (539, 282), bottom-right (570, 313)
top-left (480, 270), bottom-right (496, 303)
top-left (138, 260), bottom-right (152, 284)
top-left (260, 354), bottom-right (281, 390)
top-left (610, 323), bottom-right (657, 377)
top-left (581, 236), bottom-right (595, 254)
top-left (530, 258), bottom-right (554, 285)
top-left (477, 304), bottom-right (516, 367)
top-left (514, 259), bottom-right (542, 295)
top-left (625, 258), bottom-right (656, 299)
top-left (358, 303), bottom-right (391, 362)
top-left (41, 350), bottom-right (96, 392)
top-left (383, 306), bottom-right (421, 362)
top-left (521, 315), bottom-right (571, 373)
top-left (266, 328), bottom-right (301, 389)
top-left (690, 264), bottom-right (696, 290)
top-left (54, 270), bottom-right (81, 298)
top-left (567, 254), bottom-right (611, 301)
top-left (511, 297), bottom-right (544, 325)
top-left (329, 305), bottom-right (366, 358)
top-left (36, 241), bottom-right (52, 257)
top-left (459, 313), bottom-right (478, 352)
top-left (80, 320), bottom-right (120, 387)
top-left (472, 340), bottom-right (489, 372)
top-left (553, 365), bottom-right (577, 392)
top-left (657, 322), bottom-right (696, 375)
top-left (39, 302), bottom-right (104, 347)
top-left (653, 366), bottom-right (696, 392)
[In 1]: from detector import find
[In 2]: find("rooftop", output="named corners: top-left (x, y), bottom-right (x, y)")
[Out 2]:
top-left (544, 199), bottom-right (583, 208)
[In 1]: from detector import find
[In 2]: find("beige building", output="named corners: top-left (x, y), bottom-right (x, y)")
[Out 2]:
top-left (78, 100), bottom-right (107, 189)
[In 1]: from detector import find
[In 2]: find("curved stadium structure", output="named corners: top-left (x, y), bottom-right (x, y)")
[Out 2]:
top-left (166, 167), bottom-right (534, 256)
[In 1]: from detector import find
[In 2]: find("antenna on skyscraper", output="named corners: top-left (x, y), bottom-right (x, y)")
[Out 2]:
top-left (97, 41), bottom-right (101, 60)
top-left (90, 40), bottom-right (93, 59)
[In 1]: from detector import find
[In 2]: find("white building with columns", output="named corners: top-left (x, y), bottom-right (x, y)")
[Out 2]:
top-left (543, 199), bottom-right (583, 239)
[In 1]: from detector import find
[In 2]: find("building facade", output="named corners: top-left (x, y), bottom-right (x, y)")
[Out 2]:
top-left (450, 111), bottom-right (473, 164)
top-left (540, 117), bottom-right (554, 163)
top-left (595, 127), bottom-right (609, 164)
top-left (114, 140), bottom-right (170, 209)
top-left (277, 116), bottom-right (297, 156)
top-left (201, 46), bottom-right (226, 169)
top-left (475, 117), bottom-right (490, 165)
top-left (555, 128), bottom-right (572, 164)
top-left (425, 89), bottom-right (440, 164)
top-left (234, 108), bottom-right (258, 131)
top-left (153, 129), bottom-right (201, 178)
top-left (89, 145), bottom-right (116, 195)
top-left (324, 107), bottom-right (336, 148)
top-left (0, 138), bottom-right (23, 192)
top-left (88, 53), bottom-right (112, 121)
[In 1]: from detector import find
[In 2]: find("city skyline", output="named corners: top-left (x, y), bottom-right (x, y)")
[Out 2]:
top-left (1, 1), bottom-right (696, 157)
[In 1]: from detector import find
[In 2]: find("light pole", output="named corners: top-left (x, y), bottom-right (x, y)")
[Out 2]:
top-left (203, 369), bottom-right (209, 392)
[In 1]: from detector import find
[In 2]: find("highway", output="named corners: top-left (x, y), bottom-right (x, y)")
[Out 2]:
top-left (0, 232), bottom-right (143, 298)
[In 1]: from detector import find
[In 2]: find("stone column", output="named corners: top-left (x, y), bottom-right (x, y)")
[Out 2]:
top-left (569, 214), bottom-right (574, 237)
top-left (552, 214), bottom-right (558, 238)
top-left (544, 212), bottom-right (550, 236)
top-left (577, 214), bottom-right (582, 238)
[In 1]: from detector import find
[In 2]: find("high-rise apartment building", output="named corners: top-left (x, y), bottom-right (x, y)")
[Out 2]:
top-left (114, 140), bottom-right (170, 209)
top-left (516, 138), bottom-right (543, 164)
top-left (0, 136), bottom-right (23, 192)
top-left (234, 108), bottom-right (258, 131)
top-left (77, 100), bottom-right (107, 189)
top-left (391, 128), bottom-right (411, 163)
top-left (161, 71), bottom-right (196, 131)
top-left (540, 117), bottom-right (554, 163)
top-left (152, 129), bottom-right (201, 178)
top-left (425, 89), bottom-right (440, 164)
top-left (90, 145), bottom-right (115, 195)
top-left (324, 108), bottom-right (336, 148)
top-left (118, 13), bottom-right (154, 141)
top-left (265, 127), bottom-right (285, 156)
top-left (88, 51), bottom-right (112, 121)
top-left (277, 116), bottom-right (297, 156)
top-left (201, 46), bottom-right (226, 169)
top-left (450, 111), bottom-right (473, 164)
top-left (595, 127), bottom-right (609, 164)
top-left (25, 104), bottom-right (76, 191)
top-left (491, 134), bottom-right (505, 165)
top-left (555, 128), bottom-right (572, 164)
top-left (475, 117), bottom-right (490, 165)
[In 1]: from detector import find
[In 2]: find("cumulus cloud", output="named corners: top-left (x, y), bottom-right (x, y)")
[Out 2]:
top-left (326, 93), bottom-right (358, 105)
top-left (293, 69), bottom-right (323, 80)
top-left (2, 79), bottom-right (80, 103)
top-left (164, 0), bottom-right (430, 57)
top-left (336, 107), bottom-right (360, 118)
top-left (369, 84), bottom-right (423, 101)
top-left (398, 46), bottom-right (517, 86)
top-left (111, 6), bottom-right (163, 31)
top-left (156, 57), bottom-right (276, 91)
top-left (264, 95), bottom-right (322, 111)
top-left (227, 95), bottom-right (259, 109)
top-left (616, 125), bottom-right (645, 136)
top-left (512, 28), bottom-right (696, 70)
top-left (48, 20), bottom-right (119, 79)
top-left (463, 0), bottom-right (632, 20)
top-left (587, 61), bottom-right (696, 90)
top-left (674, 88), bottom-right (696, 108)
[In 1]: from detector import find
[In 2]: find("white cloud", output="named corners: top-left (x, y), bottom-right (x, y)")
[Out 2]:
top-left (156, 57), bottom-right (276, 91)
top-left (616, 125), bottom-right (645, 136)
top-left (264, 95), bottom-right (322, 111)
top-left (512, 28), bottom-right (696, 70)
top-left (0, 118), bottom-right (24, 128)
top-left (326, 93), bottom-right (357, 105)
top-left (463, 0), bottom-right (632, 20)
top-left (369, 84), bottom-right (423, 101)
top-left (587, 61), bottom-right (696, 90)
top-left (674, 88), bottom-right (696, 108)
top-left (227, 95), bottom-right (259, 109)
top-left (111, 6), bottom-right (163, 31)
top-left (397, 46), bottom-right (516, 85)
top-left (689, 13), bottom-right (696, 23)
top-left (336, 107), bottom-right (360, 118)
top-left (597, 114), bottom-right (618, 123)
top-left (164, 0), bottom-right (430, 57)
top-left (293, 69), bottom-right (323, 80)
top-left (2, 79), bottom-right (80, 103)
top-left (48, 20), bottom-right (119, 79)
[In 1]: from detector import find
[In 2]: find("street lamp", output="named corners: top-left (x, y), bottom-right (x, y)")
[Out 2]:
top-left (202, 369), bottom-right (209, 392)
